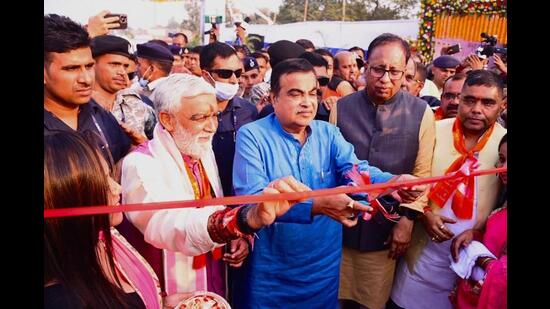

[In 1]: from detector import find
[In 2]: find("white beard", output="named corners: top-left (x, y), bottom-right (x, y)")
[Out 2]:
top-left (171, 122), bottom-right (213, 159)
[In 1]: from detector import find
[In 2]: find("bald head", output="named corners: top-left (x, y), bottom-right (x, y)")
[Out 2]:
top-left (334, 51), bottom-right (359, 83)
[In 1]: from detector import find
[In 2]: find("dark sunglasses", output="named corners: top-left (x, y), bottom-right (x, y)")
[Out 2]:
top-left (209, 69), bottom-right (243, 78)
top-left (317, 76), bottom-right (330, 87)
top-left (127, 71), bottom-right (137, 80)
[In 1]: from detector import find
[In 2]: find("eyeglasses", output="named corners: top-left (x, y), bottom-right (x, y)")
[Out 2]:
top-left (189, 111), bottom-right (222, 123)
top-left (404, 75), bottom-right (421, 83)
top-left (127, 71), bottom-right (137, 80)
top-left (209, 69), bottom-right (243, 78)
top-left (317, 76), bottom-right (330, 87)
top-left (368, 67), bottom-right (405, 80)
top-left (442, 92), bottom-right (461, 101)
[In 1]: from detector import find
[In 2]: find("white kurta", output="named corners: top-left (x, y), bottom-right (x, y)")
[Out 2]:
top-left (121, 123), bottom-right (225, 294)
top-left (391, 184), bottom-right (477, 309)
top-left (393, 118), bottom-right (506, 309)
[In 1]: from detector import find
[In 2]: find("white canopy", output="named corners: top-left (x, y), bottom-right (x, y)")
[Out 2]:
top-left (213, 19), bottom-right (419, 50)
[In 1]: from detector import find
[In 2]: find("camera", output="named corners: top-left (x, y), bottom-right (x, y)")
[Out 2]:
top-left (446, 43), bottom-right (461, 55)
top-left (476, 32), bottom-right (507, 58)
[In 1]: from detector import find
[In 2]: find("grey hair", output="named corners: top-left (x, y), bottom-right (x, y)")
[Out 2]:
top-left (150, 73), bottom-right (215, 115)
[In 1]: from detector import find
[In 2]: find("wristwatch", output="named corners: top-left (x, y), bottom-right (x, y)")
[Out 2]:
top-left (236, 204), bottom-right (261, 235)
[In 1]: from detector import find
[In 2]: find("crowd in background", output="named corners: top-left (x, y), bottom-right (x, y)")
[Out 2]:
top-left (44, 10), bottom-right (507, 309)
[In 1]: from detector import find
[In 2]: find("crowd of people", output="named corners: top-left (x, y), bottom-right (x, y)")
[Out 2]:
top-left (44, 10), bottom-right (508, 309)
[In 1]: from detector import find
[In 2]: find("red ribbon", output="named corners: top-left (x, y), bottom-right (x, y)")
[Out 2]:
top-left (344, 165), bottom-right (401, 221)
top-left (443, 118), bottom-right (495, 219)
top-left (428, 158), bottom-right (478, 215)
top-left (44, 167), bottom-right (506, 219)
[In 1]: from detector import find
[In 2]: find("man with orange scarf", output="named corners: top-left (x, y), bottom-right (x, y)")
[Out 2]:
top-left (387, 70), bottom-right (507, 309)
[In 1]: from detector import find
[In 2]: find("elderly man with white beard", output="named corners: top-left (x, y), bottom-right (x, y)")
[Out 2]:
top-left (120, 73), bottom-right (311, 299)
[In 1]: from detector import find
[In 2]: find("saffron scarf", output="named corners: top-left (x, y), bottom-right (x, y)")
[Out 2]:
top-left (434, 107), bottom-right (445, 120)
top-left (182, 158), bottom-right (223, 270)
top-left (429, 118), bottom-right (495, 219)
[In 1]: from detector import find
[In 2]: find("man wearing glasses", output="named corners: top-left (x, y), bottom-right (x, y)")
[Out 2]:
top-left (300, 51), bottom-right (332, 122)
top-left (199, 42), bottom-right (258, 198)
top-left (402, 58), bottom-right (442, 108)
top-left (331, 33), bottom-right (436, 309)
top-left (434, 73), bottom-right (467, 120)
top-left (90, 35), bottom-right (156, 140)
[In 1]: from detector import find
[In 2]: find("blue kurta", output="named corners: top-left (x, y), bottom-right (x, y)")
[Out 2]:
top-left (232, 114), bottom-right (393, 308)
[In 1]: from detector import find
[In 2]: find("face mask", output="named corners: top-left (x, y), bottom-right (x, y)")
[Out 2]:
top-left (264, 68), bottom-right (272, 83)
top-left (138, 66), bottom-right (152, 88)
top-left (214, 81), bottom-right (239, 101)
top-left (138, 77), bottom-right (149, 88)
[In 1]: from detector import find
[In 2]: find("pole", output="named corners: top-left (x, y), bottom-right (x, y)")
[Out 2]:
top-left (200, 0), bottom-right (206, 44)
top-left (304, 0), bottom-right (309, 22)
top-left (342, 0), bottom-right (346, 22)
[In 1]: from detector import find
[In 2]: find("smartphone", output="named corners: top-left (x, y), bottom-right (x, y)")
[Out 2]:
top-left (105, 14), bottom-right (128, 30)
top-left (446, 43), bottom-right (461, 55)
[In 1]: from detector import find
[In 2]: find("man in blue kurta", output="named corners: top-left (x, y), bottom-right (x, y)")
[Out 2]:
top-left (232, 58), bottom-right (424, 308)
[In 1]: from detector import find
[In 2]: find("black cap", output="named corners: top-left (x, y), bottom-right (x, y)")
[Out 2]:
top-left (433, 55), bottom-right (460, 68)
top-left (267, 40), bottom-right (305, 68)
top-left (169, 44), bottom-right (183, 56)
top-left (243, 57), bottom-right (259, 72)
top-left (352, 52), bottom-right (365, 67)
top-left (169, 32), bottom-right (188, 41)
top-left (137, 42), bottom-right (174, 62)
top-left (90, 35), bottom-right (133, 59)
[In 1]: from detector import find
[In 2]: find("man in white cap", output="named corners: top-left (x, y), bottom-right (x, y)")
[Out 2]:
top-left (233, 17), bottom-right (249, 46)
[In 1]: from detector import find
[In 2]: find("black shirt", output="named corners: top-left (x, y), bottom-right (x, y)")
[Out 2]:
top-left (212, 97), bottom-right (258, 196)
top-left (328, 75), bottom-right (357, 92)
top-left (420, 95), bottom-right (441, 107)
top-left (44, 100), bottom-right (132, 164)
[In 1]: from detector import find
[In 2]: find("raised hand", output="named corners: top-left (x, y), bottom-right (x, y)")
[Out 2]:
top-left (86, 10), bottom-right (121, 38)
top-left (493, 54), bottom-right (507, 75)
